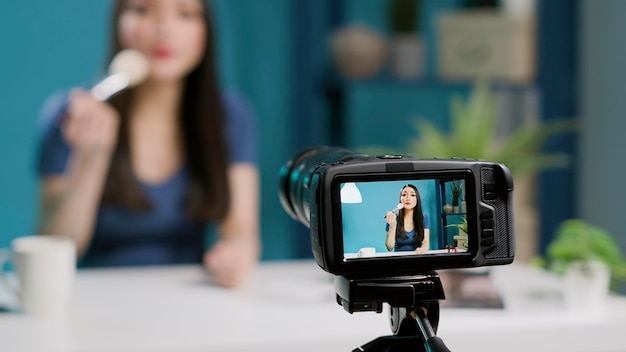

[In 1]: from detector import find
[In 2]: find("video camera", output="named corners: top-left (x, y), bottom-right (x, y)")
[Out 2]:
top-left (278, 146), bottom-right (515, 351)
top-left (279, 146), bottom-right (515, 278)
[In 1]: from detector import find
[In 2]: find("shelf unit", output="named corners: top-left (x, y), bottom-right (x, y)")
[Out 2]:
top-left (439, 179), bottom-right (466, 248)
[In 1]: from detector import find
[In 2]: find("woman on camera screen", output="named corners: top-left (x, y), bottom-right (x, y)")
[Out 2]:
top-left (384, 184), bottom-right (430, 253)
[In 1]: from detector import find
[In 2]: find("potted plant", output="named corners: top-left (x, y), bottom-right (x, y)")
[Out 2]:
top-left (541, 220), bottom-right (626, 285)
top-left (447, 217), bottom-right (468, 250)
top-left (407, 80), bottom-right (574, 177)
top-left (388, 0), bottom-right (424, 79)
top-left (537, 219), bottom-right (626, 310)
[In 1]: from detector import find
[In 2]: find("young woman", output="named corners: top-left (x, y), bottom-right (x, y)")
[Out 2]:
top-left (384, 184), bottom-right (430, 253)
top-left (36, 0), bottom-right (259, 288)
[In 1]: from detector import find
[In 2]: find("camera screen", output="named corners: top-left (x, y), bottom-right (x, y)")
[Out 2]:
top-left (340, 178), bottom-right (469, 261)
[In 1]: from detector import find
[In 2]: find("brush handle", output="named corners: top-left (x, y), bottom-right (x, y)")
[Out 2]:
top-left (90, 72), bottom-right (130, 101)
top-left (55, 72), bottom-right (130, 127)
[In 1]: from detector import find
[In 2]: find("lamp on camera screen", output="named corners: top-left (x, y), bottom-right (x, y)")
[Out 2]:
top-left (340, 178), bottom-right (469, 261)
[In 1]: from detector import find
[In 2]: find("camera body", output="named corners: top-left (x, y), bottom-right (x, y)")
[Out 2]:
top-left (279, 146), bottom-right (515, 279)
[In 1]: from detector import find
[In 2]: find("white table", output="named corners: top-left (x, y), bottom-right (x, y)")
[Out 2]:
top-left (2, 260), bottom-right (626, 352)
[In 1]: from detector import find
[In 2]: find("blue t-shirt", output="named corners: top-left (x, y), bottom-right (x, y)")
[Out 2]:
top-left (387, 213), bottom-right (430, 252)
top-left (37, 90), bottom-right (258, 267)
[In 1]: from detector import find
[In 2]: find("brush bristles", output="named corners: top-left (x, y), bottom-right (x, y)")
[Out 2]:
top-left (109, 49), bottom-right (150, 87)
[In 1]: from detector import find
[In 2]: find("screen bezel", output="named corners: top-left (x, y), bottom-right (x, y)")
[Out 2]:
top-left (329, 170), bottom-right (478, 275)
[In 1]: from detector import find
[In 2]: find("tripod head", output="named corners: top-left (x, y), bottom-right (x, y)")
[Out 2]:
top-left (334, 272), bottom-right (451, 352)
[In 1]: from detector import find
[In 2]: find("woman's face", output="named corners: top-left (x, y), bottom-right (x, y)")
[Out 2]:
top-left (118, 0), bottom-right (206, 83)
top-left (400, 186), bottom-right (418, 210)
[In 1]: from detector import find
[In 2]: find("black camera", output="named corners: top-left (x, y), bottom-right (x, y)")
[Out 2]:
top-left (279, 146), bottom-right (515, 279)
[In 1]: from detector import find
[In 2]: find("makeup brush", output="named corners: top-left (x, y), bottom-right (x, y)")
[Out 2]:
top-left (384, 203), bottom-right (403, 219)
top-left (55, 50), bottom-right (150, 126)
top-left (90, 49), bottom-right (150, 101)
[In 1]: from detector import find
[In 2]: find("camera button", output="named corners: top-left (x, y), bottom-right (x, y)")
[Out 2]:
top-left (483, 182), bottom-right (497, 200)
top-left (480, 210), bottom-right (496, 247)
top-left (481, 239), bottom-right (495, 247)
top-left (480, 209), bottom-right (494, 220)
top-left (481, 228), bottom-right (495, 246)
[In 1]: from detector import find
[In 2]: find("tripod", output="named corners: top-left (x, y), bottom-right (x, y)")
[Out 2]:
top-left (334, 272), bottom-right (451, 352)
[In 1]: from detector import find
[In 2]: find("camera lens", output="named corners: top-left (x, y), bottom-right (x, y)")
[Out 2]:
top-left (278, 146), bottom-right (361, 227)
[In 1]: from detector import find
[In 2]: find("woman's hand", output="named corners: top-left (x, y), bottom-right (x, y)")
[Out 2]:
top-left (385, 211), bottom-right (397, 227)
top-left (203, 238), bottom-right (259, 288)
top-left (385, 211), bottom-right (397, 251)
top-left (415, 246), bottom-right (428, 254)
top-left (63, 89), bottom-right (120, 160)
top-left (414, 229), bottom-right (430, 254)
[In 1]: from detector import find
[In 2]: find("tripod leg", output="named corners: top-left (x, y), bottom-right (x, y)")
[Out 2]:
top-left (415, 308), bottom-right (451, 352)
top-left (356, 307), bottom-right (424, 352)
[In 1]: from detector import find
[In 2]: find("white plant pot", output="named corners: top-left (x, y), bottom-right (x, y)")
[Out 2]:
top-left (453, 230), bottom-right (468, 250)
top-left (563, 260), bottom-right (610, 313)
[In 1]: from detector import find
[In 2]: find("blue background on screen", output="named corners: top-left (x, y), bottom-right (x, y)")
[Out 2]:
top-left (341, 180), bottom-right (439, 254)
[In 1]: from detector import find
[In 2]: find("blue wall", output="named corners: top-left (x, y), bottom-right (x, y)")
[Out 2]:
top-left (0, 1), bottom-right (110, 247)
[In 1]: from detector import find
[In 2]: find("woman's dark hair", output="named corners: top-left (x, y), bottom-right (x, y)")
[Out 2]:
top-left (396, 184), bottom-right (425, 242)
top-left (101, 0), bottom-right (230, 221)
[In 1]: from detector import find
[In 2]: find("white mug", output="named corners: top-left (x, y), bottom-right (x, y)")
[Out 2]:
top-left (357, 247), bottom-right (376, 258)
top-left (0, 235), bottom-right (76, 316)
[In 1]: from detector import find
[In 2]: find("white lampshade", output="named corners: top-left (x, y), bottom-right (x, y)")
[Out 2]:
top-left (340, 182), bottom-right (363, 203)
